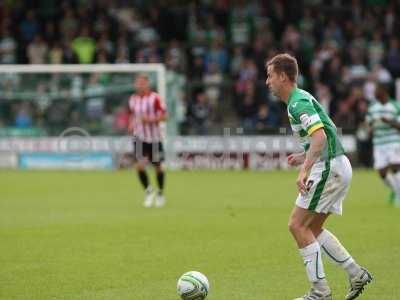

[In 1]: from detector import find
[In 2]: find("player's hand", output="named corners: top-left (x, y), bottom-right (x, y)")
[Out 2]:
top-left (287, 152), bottom-right (306, 166)
top-left (140, 116), bottom-right (151, 124)
top-left (296, 168), bottom-right (308, 195)
top-left (140, 116), bottom-right (149, 124)
top-left (141, 116), bottom-right (158, 124)
top-left (381, 117), bottom-right (394, 126)
top-left (128, 123), bottom-right (134, 134)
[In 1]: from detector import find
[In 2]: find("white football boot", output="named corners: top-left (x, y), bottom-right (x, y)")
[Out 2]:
top-left (345, 267), bottom-right (373, 300)
top-left (143, 187), bottom-right (155, 208)
top-left (154, 191), bottom-right (166, 207)
top-left (294, 288), bottom-right (332, 300)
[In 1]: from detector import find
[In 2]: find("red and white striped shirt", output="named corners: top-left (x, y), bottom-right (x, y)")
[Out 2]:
top-left (128, 91), bottom-right (167, 143)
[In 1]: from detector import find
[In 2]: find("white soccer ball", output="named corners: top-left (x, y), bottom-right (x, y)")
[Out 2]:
top-left (177, 271), bottom-right (210, 300)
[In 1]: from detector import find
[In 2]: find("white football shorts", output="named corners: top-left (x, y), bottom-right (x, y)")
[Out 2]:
top-left (373, 143), bottom-right (400, 170)
top-left (295, 155), bottom-right (352, 215)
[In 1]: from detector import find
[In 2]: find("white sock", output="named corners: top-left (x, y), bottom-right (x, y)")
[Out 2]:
top-left (391, 172), bottom-right (400, 202)
top-left (317, 229), bottom-right (361, 278)
top-left (299, 241), bottom-right (329, 290)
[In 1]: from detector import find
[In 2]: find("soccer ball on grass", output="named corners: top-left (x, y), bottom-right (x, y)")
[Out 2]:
top-left (177, 271), bottom-right (210, 300)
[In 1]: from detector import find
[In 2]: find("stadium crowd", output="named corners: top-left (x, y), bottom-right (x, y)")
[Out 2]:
top-left (0, 0), bottom-right (399, 136)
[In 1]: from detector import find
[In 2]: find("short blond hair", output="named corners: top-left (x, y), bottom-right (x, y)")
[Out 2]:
top-left (135, 73), bottom-right (150, 81)
top-left (266, 53), bottom-right (298, 82)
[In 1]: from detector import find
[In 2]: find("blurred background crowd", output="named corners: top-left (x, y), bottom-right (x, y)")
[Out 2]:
top-left (0, 0), bottom-right (399, 139)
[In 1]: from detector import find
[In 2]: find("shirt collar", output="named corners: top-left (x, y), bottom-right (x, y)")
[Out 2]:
top-left (287, 86), bottom-right (298, 105)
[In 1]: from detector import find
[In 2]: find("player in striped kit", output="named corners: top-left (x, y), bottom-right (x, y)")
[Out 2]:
top-left (266, 54), bottom-right (372, 300)
top-left (129, 74), bottom-right (168, 207)
top-left (366, 84), bottom-right (400, 206)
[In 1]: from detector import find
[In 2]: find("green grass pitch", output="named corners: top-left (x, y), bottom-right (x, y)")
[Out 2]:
top-left (1, 169), bottom-right (399, 300)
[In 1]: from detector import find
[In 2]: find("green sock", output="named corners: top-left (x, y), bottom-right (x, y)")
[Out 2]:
top-left (388, 190), bottom-right (395, 205)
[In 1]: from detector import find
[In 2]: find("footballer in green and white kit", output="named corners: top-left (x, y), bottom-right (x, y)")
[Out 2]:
top-left (266, 53), bottom-right (372, 300)
top-left (287, 87), bottom-right (352, 215)
top-left (365, 84), bottom-right (400, 204)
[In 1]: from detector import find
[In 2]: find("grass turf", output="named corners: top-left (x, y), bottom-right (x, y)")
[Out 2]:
top-left (0, 169), bottom-right (399, 300)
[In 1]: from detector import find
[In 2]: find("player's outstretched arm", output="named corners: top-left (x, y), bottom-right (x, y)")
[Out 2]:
top-left (296, 128), bottom-right (326, 194)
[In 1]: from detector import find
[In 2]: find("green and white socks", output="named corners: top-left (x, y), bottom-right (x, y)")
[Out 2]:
top-left (384, 173), bottom-right (400, 207)
top-left (392, 172), bottom-right (400, 207)
top-left (299, 241), bottom-right (330, 292)
top-left (317, 229), bottom-right (362, 278)
top-left (299, 230), bottom-right (365, 294)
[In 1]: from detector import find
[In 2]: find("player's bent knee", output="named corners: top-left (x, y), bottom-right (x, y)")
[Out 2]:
top-left (311, 226), bottom-right (323, 237)
top-left (154, 164), bottom-right (163, 172)
top-left (378, 167), bottom-right (389, 178)
top-left (136, 162), bottom-right (146, 171)
top-left (288, 220), bottom-right (304, 235)
top-left (391, 164), bottom-right (400, 173)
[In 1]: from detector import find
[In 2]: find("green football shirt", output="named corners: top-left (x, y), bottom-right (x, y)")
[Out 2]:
top-left (366, 99), bottom-right (400, 146)
top-left (287, 87), bottom-right (345, 161)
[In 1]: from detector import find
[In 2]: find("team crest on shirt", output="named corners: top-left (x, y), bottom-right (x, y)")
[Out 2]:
top-left (299, 113), bottom-right (312, 127)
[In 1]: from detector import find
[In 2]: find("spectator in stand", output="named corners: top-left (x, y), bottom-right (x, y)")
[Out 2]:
top-left (45, 100), bottom-right (70, 135)
top-left (334, 100), bottom-right (356, 130)
top-left (189, 56), bottom-right (204, 81)
top-left (189, 92), bottom-right (211, 135)
top-left (59, 6), bottom-right (79, 39)
top-left (115, 34), bottom-right (131, 63)
top-left (1, 1), bottom-right (400, 136)
top-left (96, 32), bottom-right (114, 62)
top-left (230, 46), bottom-right (245, 77)
top-left (203, 61), bottom-right (223, 114)
top-left (48, 41), bottom-right (63, 64)
top-left (165, 40), bottom-right (187, 72)
top-left (135, 41), bottom-right (160, 63)
top-left (255, 103), bottom-right (279, 132)
top-left (236, 81), bottom-right (258, 131)
top-left (85, 73), bottom-right (105, 124)
top-left (19, 10), bottom-right (39, 44)
top-left (348, 50), bottom-right (369, 83)
top-left (320, 55), bottom-right (343, 93)
top-left (94, 13), bottom-right (110, 35)
top-left (314, 82), bottom-right (333, 114)
top-left (62, 38), bottom-right (77, 64)
top-left (0, 27), bottom-right (16, 64)
top-left (27, 35), bottom-right (48, 64)
top-left (72, 26), bottom-right (96, 64)
top-left (136, 19), bottom-right (159, 45)
top-left (14, 102), bottom-right (33, 128)
top-left (281, 24), bottom-right (301, 53)
top-left (252, 34), bottom-right (271, 76)
top-left (204, 39), bottom-right (228, 73)
top-left (44, 21), bottom-right (58, 44)
top-left (96, 50), bottom-right (109, 63)
top-left (204, 15), bottom-right (226, 43)
top-left (372, 64), bottom-right (392, 85)
top-left (229, 1), bottom-right (255, 45)
top-left (385, 37), bottom-right (400, 78)
top-left (368, 31), bottom-right (385, 68)
top-left (235, 58), bottom-right (258, 94)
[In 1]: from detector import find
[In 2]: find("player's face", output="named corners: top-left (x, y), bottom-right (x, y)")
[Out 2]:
top-left (135, 76), bottom-right (150, 93)
top-left (266, 65), bottom-right (282, 97)
top-left (375, 87), bottom-right (388, 103)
